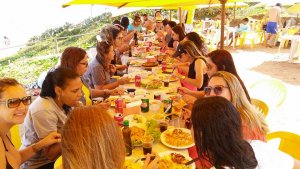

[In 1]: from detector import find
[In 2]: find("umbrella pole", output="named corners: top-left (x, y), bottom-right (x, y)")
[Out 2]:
top-left (179, 7), bottom-right (182, 25)
top-left (170, 10), bottom-right (172, 21)
top-left (219, 0), bottom-right (227, 49)
top-left (234, 2), bottom-right (236, 19)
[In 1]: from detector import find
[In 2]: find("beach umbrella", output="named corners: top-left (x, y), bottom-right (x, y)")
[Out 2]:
top-left (62, 0), bottom-right (243, 49)
top-left (287, 3), bottom-right (300, 14)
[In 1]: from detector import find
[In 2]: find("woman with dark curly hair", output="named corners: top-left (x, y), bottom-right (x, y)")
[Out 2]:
top-left (185, 32), bottom-right (208, 56)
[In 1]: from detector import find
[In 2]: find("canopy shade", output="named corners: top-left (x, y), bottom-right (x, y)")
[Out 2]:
top-left (287, 3), bottom-right (300, 14)
top-left (63, 0), bottom-right (243, 8)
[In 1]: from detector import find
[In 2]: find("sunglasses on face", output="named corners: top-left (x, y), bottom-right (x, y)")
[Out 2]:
top-left (0, 96), bottom-right (32, 108)
top-left (79, 61), bottom-right (88, 67)
top-left (204, 85), bottom-right (228, 96)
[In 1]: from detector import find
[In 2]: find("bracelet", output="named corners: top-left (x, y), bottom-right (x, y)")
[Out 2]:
top-left (32, 143), bottom-right (41, 153)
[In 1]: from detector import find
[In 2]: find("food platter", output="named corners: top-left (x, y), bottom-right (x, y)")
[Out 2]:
top-left (158, 151), bottom-right (195, 169)
top-left (160, 128), bottom-right (194, 149)
top-left (142, 62), bottom-right (159, 67)
top-left (159, 75), bottom-right (178, 82)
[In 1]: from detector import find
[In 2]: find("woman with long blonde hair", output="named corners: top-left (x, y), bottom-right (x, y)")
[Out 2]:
top-left (206, 71), bottom-right (268, 140)
top-left (61, 106), bottom-right (158, 169)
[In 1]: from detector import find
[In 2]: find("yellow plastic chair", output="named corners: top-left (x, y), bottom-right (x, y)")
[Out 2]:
top-left (251, 98), bottom-right (269, 117)
top-left (10, 125), bottom-right (22, 149)
top-left (54, 156), bottom-right (63, 169)
top-left (250, 79), bottom-right (287, 109)
top-left (235, 31), bottom-right (257, 48)
top-left (267, 131), bottom-right (300, 160)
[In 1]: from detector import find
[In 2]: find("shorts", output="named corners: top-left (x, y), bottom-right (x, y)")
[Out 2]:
top-left (266, 22), bottom-right (278, 34)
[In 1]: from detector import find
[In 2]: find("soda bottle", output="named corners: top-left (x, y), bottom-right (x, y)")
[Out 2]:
top-left (134, 33), bottom-right (138, 46)
top-left (122, 120), bottom-right (132, 156)
top-left (141, 98), bottom-right (149, 113)
top-left (129, 45), bottom-right (132, 57)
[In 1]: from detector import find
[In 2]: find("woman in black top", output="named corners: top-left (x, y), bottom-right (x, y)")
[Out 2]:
top-left (0, 78), bottom-right (60, 169)
top-left (172, 40), bottom-right (208, 91)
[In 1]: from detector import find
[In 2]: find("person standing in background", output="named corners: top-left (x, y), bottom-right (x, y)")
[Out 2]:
top-left (265, 3), bottom-right (281, 48)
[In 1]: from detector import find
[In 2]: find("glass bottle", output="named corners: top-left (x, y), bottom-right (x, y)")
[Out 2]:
top-left (122, 120), bottom-right (132, 156)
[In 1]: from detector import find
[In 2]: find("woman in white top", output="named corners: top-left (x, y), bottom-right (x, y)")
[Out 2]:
top-left (191, 96), bottom-right (300, 169)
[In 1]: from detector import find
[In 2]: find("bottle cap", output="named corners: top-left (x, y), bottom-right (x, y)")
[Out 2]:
top-left (123, 120), bottom-right (129, 126)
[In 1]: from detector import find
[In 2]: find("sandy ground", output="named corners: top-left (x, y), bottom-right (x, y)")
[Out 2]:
top-left (226, 44), bottom-right (300, 135)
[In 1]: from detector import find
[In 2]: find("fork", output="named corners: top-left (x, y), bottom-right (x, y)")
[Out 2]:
top-left (134, 156), bottom-right (156, 163)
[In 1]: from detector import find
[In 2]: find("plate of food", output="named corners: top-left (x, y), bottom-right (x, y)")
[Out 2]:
top-left (141, 79), bottom-right (162, 89)
top-left (158, 151), bottom-right (195, 169)
top-left (159, 75), bottom-right (178, 82)
top-left (107, 96), bottom-right (131, 107)
top-left (130, 60), bottom-right (144, 67)
top-left (124, 114), bottom-right (147, 128)
top-left (124, 157), bottom-right (143, 169)
top-left (130, 126), bottom-right (145, 147)
top-left (160, 128), bottom-right (194, 149)
top-left (142, 62), bottom-right (159, 67)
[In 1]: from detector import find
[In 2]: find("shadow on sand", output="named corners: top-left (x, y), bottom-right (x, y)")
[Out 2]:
top-left (251, 61), bottom-right (300, 86)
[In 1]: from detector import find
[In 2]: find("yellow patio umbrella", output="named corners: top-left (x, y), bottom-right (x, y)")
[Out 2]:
top-left (62, 0), bottom-right (243, 49)
top-left (287, 3), bottom-right (300, 14)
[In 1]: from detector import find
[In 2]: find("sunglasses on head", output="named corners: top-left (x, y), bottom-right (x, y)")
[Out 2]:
top-left (0, 96), bottom-right (31, 108)
top-left (204, 85), bottom-right (228, 96)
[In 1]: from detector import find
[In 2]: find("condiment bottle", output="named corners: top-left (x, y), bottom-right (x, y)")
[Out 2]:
top-left (122, 120), bottom-right (132, 156)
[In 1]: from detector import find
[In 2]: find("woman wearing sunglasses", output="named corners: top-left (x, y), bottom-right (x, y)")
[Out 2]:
top-left (186, 71), bottom-right (268, 168)
top-left (172, 40), bottom-right (208, 92)
top-left (192, 96), bottom-right (299, 169)
top-left (21, 67), bottom-right (82, 169)
top-left (0, 78), bottom-right (60, 169)
top-left (59, 47), bottom-right (123, 106)
top-left (178, 49), bottom-right (250, 102)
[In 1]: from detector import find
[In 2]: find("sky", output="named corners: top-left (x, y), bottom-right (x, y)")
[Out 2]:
top-left (0, 0), bottom-right (110, 45)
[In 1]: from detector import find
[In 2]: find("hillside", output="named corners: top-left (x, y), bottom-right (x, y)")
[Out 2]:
top-left (0, 12), bottom-right (112, 86)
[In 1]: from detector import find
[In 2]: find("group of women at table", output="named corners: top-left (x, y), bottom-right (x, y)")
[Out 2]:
top-left (1, 13), bottom-right (300, 169)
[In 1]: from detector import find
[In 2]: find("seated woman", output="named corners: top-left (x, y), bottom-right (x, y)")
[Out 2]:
top-left (183, 71), bottom-right (268, 168)
top-left (84, 41), bottom-right (130, 90)
top-left (61, 106), bottom-right (159, 169)
top-left (166, 25), bottom-right (185, 55)
top-left (21, 67), bottom-right (82, 169)
top-left (179, 49), bottom-right (250, 102)
top-left (0, 78), bottom-right (60, 169)
top-left (100, 24), bottom-right (128, 72)
top-left (172, 40), bottom-right (208, 91)
top-left (185, 32), bottom-right (208, 56)
top-left (191, 96), bottom-right (300, 169)
top-left (59, 47), bottom-right (124, 106)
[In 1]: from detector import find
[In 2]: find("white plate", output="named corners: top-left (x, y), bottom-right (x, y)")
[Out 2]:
top-left (160, 128), bottom-right (195, 149)
top-left (124, 114), bottom-right (147, 128)
top-left (158, 151), bottom-right (196, 169)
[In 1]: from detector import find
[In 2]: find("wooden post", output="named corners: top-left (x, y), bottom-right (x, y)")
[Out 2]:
top-left (219, 0), bottom-right (227, 49)
top-left (54, 37), bottom-right (59, 54)
top-left (234, 2), bottom-right (236, 19)
top-left (179, 7), bottom-right (182, 25)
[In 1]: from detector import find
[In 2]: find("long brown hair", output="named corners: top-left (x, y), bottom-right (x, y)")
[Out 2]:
top-left (210, 71), bottom-right (269, 136)
top-left (60, 47), bottom-right (87, 71)
top-left (62, 106), bottom-right (125, 169)
top-left (96, 41), bottom-right (113, 71)
top-left (192, 96), bottom-right (258, 168)
top-left (207, 49), bottom-right (251, 102)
